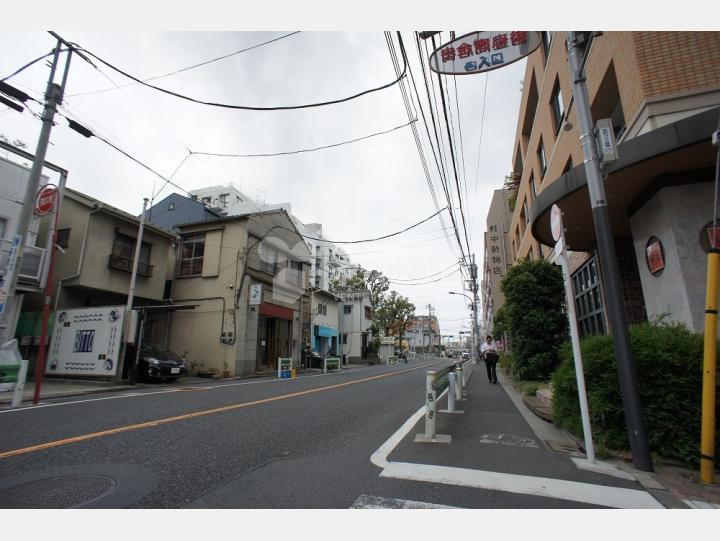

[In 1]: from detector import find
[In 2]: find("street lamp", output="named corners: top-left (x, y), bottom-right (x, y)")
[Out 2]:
top-left (449, 291), bottom-right (478, 363)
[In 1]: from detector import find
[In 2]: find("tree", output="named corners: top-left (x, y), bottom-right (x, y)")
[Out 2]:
top-left (330, 268), bottom-right (389, 310)
top-left (375, 291), bottom-right (415, 346)
top-left (500, 259), bottom-right (567, 380)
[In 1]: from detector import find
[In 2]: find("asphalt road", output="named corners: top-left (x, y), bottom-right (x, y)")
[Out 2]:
top-left (0, 359), bottom-right (655, 509)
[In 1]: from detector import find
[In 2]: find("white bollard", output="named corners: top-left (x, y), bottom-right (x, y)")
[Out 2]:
top-left (447, 372), bottom-right (456, 413)
top-left (415, 370), bottom-right (452, 443)
top-left (455, 367), bottom-right (464, 401)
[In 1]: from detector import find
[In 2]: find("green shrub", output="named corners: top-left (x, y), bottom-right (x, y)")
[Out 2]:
top-left (500, 259), bottom-right (567, 380)
top-left (552, 322), bottom-right (720, 468)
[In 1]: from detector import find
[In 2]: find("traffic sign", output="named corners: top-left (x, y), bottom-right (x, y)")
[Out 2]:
top-left (551, 204), bottom-right (563, 242)
top-left (34, 184), bottom-right (58, 216)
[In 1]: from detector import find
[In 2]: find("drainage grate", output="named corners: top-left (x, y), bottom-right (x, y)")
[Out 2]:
top-left (545, 439), bottom-right (583, 455)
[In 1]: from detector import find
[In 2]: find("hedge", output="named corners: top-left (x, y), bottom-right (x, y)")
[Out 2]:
top-left (552, 322), bottom-right (720, 469)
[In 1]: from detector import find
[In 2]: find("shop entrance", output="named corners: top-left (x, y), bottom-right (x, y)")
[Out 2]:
top-left (256, 315), bottom-right (291, 372)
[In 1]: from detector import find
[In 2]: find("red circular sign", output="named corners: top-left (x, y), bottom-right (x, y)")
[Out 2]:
top-left (34, 184), bottom-right (58, 216)
top-left (551, 204), bottom-right (563, 242)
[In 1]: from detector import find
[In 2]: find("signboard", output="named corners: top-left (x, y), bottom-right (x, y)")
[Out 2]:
top-left (278, 357), bottom-right (293, 379)
top-left (380, 337), bottom-right (395, 345)
top-left (645, 237), bottom-right (665, 275)
top-left (595, 118), bottom-right (619, 165)
top-left (551, 204), bottom-right (563, 242)
top-left (430, 31), bottom-right (541, 75)
top-left (0, 235), bottom-right (21, 315)
top-left (46, 306), bottom-right (125, 376)
top-left (486, 222), bottom-right (505, 279)
top-left (34, 184), bottom-right (58, 216)
top-left (249, 283), bottom-right (263, 305)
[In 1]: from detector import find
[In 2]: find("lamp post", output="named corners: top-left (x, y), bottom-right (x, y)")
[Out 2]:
top-left (449, 291), bottom-right (477, 363)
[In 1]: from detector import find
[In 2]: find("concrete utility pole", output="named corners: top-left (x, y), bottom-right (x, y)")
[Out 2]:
top-left (0, 39), bottom-right (71, 344)
top-left (566, 31), bottom-right (652, 472)
top-left (471, 254), bottom-right (480, 364)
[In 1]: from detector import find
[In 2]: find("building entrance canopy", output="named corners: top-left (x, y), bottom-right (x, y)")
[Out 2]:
top-left (530, 108), bottom-right (720, 251)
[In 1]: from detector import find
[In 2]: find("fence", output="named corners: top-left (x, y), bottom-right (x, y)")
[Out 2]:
top-left (414, 359), bottom-right (474, 443)
top-left (323, 356), bottom-right (341, 373)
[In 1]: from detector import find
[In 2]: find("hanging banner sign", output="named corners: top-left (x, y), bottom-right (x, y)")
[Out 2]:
top-left (429, 31), bottom-right (542, 75)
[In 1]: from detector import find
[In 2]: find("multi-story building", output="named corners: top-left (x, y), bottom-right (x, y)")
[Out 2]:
top-left (338, 290), bottom-right (373, 362)
top-left (509, 31), bottom-right (720, 335)
top-left (405, 315), bottom-right (441, 353)
top-left (145, 192), bottom-right (222, 233)
top-left (169, 209), bottom-right (310, 376)
top-left (189, 184), bottom-right (291, 217)
top-left (481, 188), bottom-right (514, 334)
top-left (310, 289), bottom-right (341, 355)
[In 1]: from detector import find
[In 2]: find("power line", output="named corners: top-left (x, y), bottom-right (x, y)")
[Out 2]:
top-left (64, 33), bottom-right (408, 112)
top-left (389, 267), bottom-right (460, 286)
top-left (388, 261), bottom-right (459, 282)
top-left (192, 118), bottom-right (416, 159)
top-left (0, 49), bottom-right (66, 83)
top-left (67, 31), bottom-right (302, 97)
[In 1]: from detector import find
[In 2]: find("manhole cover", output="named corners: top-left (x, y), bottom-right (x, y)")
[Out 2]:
top-left (0, 474), bottom-right (117, 508)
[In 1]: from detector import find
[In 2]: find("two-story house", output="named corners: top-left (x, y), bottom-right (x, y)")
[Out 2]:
top-left (168, 209), bottom-right (311, 376)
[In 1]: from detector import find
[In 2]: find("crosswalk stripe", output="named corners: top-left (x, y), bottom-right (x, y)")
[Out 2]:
top-left (350, 494), bottom-right (460, 509)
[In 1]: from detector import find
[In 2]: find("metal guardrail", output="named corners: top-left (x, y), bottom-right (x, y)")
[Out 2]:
top-left (323, 356), bottom-right (341, 373)
top-left (415, 359), bottom-right (474, 443)
top-left (414, 363), bottom-right (454, 443)
top-left (0, 359), bottom-right (28, 408)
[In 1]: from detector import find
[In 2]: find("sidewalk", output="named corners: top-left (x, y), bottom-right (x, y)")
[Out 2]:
top-left (381, 363), bottom-right (720, 509)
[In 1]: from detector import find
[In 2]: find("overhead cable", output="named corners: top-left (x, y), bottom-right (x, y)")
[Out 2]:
top-left (193, 118), bottom-right (416, 158)
top-left (67, 31), bottom-right (302, 97)
top-left (63, 33), bottom-right (409, 111)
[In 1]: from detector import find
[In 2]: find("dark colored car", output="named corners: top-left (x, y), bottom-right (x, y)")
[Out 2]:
top-left (303, 349), bottom-right (324, 369)
top-left (127, 341), bottom-right (186, 382)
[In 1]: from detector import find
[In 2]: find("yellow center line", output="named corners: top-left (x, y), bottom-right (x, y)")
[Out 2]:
top-left (0, 360), bottom-right (446, 461)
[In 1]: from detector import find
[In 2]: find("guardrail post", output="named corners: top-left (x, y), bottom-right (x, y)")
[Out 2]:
top-left (10, 359), bottom-right (28, 408)
top-left (456, 366), bottom-right (464, 401)
top-left (415, 369), bottom-right (452, 443)
top-left (447, 372), bottom-right (456, 412)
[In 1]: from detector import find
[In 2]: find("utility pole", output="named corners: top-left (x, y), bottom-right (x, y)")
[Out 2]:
top-left (471, 254), bottom-right (480, 364)
top-left (117, 197), bottom-right (149, 382)
top-left (0, 38), bottom-right (71, 344)
top-left (566, 31), bottom-right (652, 472)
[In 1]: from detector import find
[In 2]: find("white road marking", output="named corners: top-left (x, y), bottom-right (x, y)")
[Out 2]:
top-left (683, 499), bottom-right (720, 509)
top-left (380, 462), bottom-right (664, 509)
top-left (369, 386), bottom-right (663, 509)
top-left (350, 494), bottom-right (460, 509)
top-left (0, 364), bottom-right (402, 414)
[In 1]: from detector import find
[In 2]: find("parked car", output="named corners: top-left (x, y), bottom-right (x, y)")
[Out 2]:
top-left (126, 341), bottom-right (186, 382)
top-left (461, 351), bottom-right (470, 360)
top-left (303, 348), bottom-right (324, 369)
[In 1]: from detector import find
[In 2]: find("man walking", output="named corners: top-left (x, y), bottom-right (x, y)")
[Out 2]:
top-left (481, 335), bottom-right (499, 384)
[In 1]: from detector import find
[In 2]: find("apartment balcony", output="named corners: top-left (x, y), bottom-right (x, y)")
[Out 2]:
top-left (108, 254), bottom-right (154, 277)
top-left (0, 239), bottom-right (47, 286)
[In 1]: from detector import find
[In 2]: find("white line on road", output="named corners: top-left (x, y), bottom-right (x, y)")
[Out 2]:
top-left (350, 494), bottom-right (460, 509)
top-left (0, 366), bottom-right (384, 414)
top-left (380, 462), bottom-right (664, 509)
top-left (369, 383), bottom-right (663, 509)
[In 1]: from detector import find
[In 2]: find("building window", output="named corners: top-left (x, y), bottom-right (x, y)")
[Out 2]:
top-left (179, 233), bottom-right (205, 277)
top-left (342, 333), bottom-right (348, 345)
top-left (109, 233), bottom-right (152, 277)
top-left (537, 137), bottom-right (547, 179)
top-left (572, 256), bottom-right (606, 338)
top-left (314, 275), bottom-right (320, 288)
top-left (529, 173), bottom-right (536, 200)
top-left (56, 228), bottom-right (71, 249)
top-left (287, 260), bottom-right (303, 285)
top-left (219, 193), bottom-right (229, 208)
top-left (316, 303), bottom-right (327, 316)
top-left (201, 196), bottom-right (212, 206)
top-left (541, 32), bottom-right (553, 62)
top-left (562, 157), bottom-right (573, 175)
top-left (168, 202), bottom-right (175, 211)
top-left (551, 78), bottom-right (564, 135)
top-left (259, 244), bottom-right (278, 275)
top-left (344, 305), bottom-right (352, 315)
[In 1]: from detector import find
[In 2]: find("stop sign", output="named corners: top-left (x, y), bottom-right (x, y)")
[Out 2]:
top-left (34, 184), bottom-right (58, 216)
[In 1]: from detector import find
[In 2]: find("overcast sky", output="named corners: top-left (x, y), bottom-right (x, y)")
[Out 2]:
top-left (0, 4), bottom-right (702, 339)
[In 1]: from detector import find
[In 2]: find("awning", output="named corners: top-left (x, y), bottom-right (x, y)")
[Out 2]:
top-left (259, 302), bottom-right (294, 320)
top-left (530, 107), bottom-right (720, 251)
top-left (315, 325), bottom-right (338, 338)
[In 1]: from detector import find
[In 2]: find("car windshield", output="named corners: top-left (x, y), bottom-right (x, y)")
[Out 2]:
top-left (140, 342), bottom-right (174, 356)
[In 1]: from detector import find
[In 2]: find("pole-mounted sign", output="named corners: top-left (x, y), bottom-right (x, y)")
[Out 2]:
top-left (429, 31), bottom-right (541, 75)
top-left (34, 184), bottom-right (58, 216)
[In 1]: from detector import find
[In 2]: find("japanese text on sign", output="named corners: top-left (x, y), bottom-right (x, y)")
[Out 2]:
top-left (430, 31), bottom-right (541, 75)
